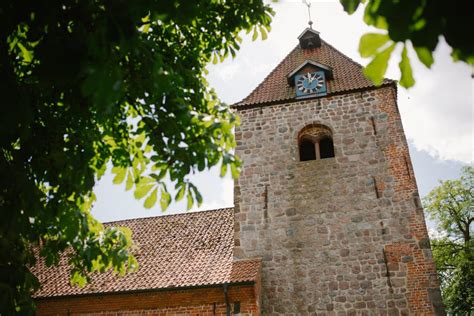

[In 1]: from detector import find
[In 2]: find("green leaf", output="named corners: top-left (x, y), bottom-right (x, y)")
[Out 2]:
top-left (230, 163), bottom-right (240, 179)
top-left (229, 46), bottom-right (236, 59)
top-left (189, 183), bottom-right (202, 206)
top-left (150, 169), bottom-right (166, 181)
top-left (359, 33), bottom-right (390, 58)
top-left (220, 163), bottom-right (227, 177)
top-left (363, 3), bottom-right (388, 30)
top-left (144, 188), bottom-right (157, 209)
top-left (160, 188), bottom-right (171, 210)
top-left (134, 183), bottom-right (155, 199)
top-left (141, 24), bottom-right (150, 34)
top-left (252, 28), bottom-right (258, 41)
top-left (340, 0), bottom-right (361, 14)
top-left (363, 43), bottom-right (395, 86)
top-left (399, 45), bottom-right (415, 88)
top-left (112, 167), bottom-right (127, 184)
top-left (96, 163), bottom-right (107, 179)
top-left (71, 271), bottom-right (87, 287)
top-left (186, 190), bottom-right (193, 210)
top-left (17, 42), bottom-right (32, 62)
top-left (125, 171), bottom-right (133, 191)
top-left (414, 46), bottom-right (434, 68)
top-left (175, 183), bottom-right (186, 201)
top-left (259, 26), bottom-right (268, 40)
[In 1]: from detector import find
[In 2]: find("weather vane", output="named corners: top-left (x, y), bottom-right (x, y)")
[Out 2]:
top-left (303, 0), bottom-right (313, 29)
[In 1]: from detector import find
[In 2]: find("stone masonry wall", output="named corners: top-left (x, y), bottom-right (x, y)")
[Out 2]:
top-left (35, 285), bottom-right (259, 315)
top-left (233, 86), bottom-right (444, 315)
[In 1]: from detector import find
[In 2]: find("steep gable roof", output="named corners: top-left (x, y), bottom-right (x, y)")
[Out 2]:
top-left (234, 39), bottom-right (393, 108)
top-left (32, 208), bottom-right (261, 298)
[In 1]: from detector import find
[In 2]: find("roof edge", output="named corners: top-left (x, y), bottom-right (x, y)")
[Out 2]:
top-left (231, 82), bottom-right (397, 110)
top-left (33, 281), bottom-right (256, 301)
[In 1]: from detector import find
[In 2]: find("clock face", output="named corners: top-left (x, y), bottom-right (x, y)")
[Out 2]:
top-left (295, 71), bottom-right (326, 97)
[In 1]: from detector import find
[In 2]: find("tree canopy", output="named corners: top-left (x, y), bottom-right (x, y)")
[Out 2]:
top-left (424, 166), bottom-right (474, 314)
top-left (0, 1), bottom-right (273, 313)
top-left (340, 0), bottom-right (474, 88)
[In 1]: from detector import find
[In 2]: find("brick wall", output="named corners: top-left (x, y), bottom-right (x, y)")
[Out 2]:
top-left (234, 86), bottom-right (444, 315)
top-left (35, 284), bottom-right (259, 315)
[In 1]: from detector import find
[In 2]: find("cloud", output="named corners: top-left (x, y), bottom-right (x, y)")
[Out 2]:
top-left (396, 40), bottom-right (473, 164)
top-left (192, 175), bottom-right (233, 211)
top-left (213, 63), bottom-right (240, 82)
top-left (428, 227), bottom-right (447, 240)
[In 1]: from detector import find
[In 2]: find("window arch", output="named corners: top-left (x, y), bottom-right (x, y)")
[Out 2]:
top-left (298, 124), bottom-right (335, 161)
top-left (300, 138), bottom-right (316, 161)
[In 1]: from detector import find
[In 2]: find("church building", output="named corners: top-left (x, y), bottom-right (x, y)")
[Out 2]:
top-left (32, 27), bottom-right (444, 315)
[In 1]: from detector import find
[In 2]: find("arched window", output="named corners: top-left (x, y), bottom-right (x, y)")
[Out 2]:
top-left (319, 137), bottom-right (335, 159)
top-left (299, 138), bottom-right (316, 161)
top-left (298, 125), bottom-right (335, 161)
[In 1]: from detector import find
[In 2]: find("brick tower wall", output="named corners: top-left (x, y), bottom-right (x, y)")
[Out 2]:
top-left (233, 86), bottom-right (444, 315)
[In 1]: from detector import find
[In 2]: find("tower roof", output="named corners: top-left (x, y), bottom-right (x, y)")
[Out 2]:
top-left (234, 38), bottom-right (394, 108)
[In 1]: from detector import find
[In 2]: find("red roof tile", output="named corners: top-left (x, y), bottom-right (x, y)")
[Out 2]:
top-left (234, 39), bottom-right (393, 107)
top-left (31, 208), bottom-right (261, 298)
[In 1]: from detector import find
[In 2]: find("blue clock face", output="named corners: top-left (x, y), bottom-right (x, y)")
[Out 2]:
top-left (295, 71), bottom-right (326, 97)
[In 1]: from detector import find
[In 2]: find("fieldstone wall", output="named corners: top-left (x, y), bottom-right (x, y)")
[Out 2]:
top-left (233, 86), bottom-right (444, 315)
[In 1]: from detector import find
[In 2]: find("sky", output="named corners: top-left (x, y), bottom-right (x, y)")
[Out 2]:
top-left (91, 0), bottom-right (473, 223)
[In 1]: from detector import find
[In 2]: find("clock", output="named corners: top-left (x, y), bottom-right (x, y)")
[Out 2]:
top-left (295, 71), bottom-right (327, 97)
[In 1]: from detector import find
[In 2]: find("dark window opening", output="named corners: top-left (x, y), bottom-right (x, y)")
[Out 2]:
top-left (299, 139), bottom-right (316, 161)
top-left (319, 137), bottom-right (335, 159)
top-left (233, 301), bottom-right (241, 314)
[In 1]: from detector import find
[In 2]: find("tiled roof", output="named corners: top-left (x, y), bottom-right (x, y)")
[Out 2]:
top-left (234, 39), bottom-right (393, 107)
top-left (32, 208), bottom-right (261, 298)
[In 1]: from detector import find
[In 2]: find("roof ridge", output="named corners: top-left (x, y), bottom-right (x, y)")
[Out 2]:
top-left (234, 44), bottom-right (300, 106)
top-left (321, 38), bottom-right (364, 70)
top-left (103, 207), bottom-right (234, 226)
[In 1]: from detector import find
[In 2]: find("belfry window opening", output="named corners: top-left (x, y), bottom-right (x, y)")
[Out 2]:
top-left (300, 138), bottom-right (316, 161)
top-left (298, 125), bottom-right (335, 161)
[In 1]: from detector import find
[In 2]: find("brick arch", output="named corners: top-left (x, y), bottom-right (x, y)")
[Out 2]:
top-left (298, 124), bottom-right (333, 142)
top-left (292, 120), bottom-right (336, 142)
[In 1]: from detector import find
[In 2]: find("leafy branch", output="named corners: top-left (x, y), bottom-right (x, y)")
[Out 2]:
top-left (340, 0), bottom-right (473, 88)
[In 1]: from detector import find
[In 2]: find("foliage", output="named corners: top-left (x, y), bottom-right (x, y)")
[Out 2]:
top-left (340, 0), bottom-right (474, 88)
top-left (424, 166), bottom-right (474, 314)
top-left (0, 1), bottom-right (273, 314)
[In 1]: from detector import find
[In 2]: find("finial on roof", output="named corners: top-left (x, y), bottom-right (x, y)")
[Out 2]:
top-left (298, 0), bottom-right (320, 49)
top-left (303, 0), bottom-right (313, 29)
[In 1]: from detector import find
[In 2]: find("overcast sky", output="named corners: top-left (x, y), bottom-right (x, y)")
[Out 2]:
top-left (91, 0), bottom-right (472, 223)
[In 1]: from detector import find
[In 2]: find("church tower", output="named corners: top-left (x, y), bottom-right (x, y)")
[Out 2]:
top-left (232, 29), bottom-right (444, 315)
